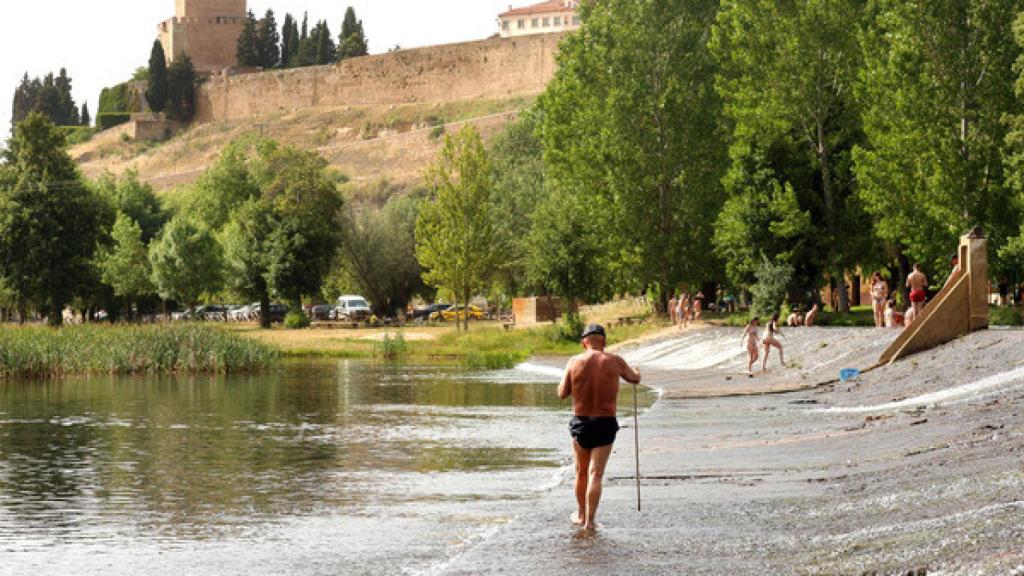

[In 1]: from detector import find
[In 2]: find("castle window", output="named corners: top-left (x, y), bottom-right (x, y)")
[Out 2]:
top-left (572, 16), bottom-right (581, 25)
top-left (518, 19), bottom-right (525, 29)
top-left (531, 18), bottom-right (539, 28)
top-left (543, 17), bottom-right (550, 27)
top-left (502, 20), bottom-right (510, 31)
top-left (554, 16), bottom-right (562, 26)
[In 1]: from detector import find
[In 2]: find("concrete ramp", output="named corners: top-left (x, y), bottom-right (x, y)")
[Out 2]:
top-left (878, 230), bottom-right (988, 365)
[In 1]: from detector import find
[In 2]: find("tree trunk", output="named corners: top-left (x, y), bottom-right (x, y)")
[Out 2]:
top-left (260, 292), bottom-right (272, 329)
top-left (816, 116), bottom-right (849, 313)
top-left (48, 297), bottom-right (63, 327)
top-left (836, 273), bottom-right (849, 313)
top-left (463, 291), bottom-right (470, 332)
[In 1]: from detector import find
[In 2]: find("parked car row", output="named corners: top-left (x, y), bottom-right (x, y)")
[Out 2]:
top-left (410, 303), bottom-right (487, 322)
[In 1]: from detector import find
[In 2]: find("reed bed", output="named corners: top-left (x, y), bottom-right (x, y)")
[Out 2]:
top-left (0, 323), bottom-right (279, 380)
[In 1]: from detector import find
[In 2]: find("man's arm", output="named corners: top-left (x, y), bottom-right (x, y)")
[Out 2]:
top-left (619, 357), bottom-right (641, 385)
top-left (557, 358), bottom-right (574, 400)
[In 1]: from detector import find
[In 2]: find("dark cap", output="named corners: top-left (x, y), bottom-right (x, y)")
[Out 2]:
top-left (580, 324), bottom-right (606, 340)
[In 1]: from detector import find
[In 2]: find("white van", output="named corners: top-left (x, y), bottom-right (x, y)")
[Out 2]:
top-left (332, 295), bottom-right (372, 320)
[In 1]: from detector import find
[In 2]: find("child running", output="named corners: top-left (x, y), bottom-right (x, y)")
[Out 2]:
top-left (761, 313), bottom-right (785, 371)
top-left (740, 317), bottom-right (761, 373)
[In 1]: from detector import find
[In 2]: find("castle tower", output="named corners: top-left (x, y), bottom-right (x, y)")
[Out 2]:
top-left (159, 0), bottom-right (247, 73)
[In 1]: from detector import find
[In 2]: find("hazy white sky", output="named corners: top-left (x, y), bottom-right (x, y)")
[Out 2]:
top-left (1, 0), bottom-right (517, 141)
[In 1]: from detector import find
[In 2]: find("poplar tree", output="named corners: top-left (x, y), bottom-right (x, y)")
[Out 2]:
top-left (711, 0), bottom-right (869, 311)
top-left (236, 10), bottom-right (260, 67)
top-left (416, 126), bottom-right (502, 331)
top-left (166, 56), bottom-right (196, 122)
top-left (146, 40), bottom-right (169, 113)
top-left (257, 9), bottom-right (280, 69)
top-left (856, 0), bottom-right (1021, 276)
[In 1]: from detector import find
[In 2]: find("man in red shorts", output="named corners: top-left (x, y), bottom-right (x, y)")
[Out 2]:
top-left (907, 263), bottom-right (928, 316)
top-left (558, 324), bottom-right (641, 531)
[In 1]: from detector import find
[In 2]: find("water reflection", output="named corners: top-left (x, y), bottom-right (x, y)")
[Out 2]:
top-left (0, 359), bottom-right (655, 570)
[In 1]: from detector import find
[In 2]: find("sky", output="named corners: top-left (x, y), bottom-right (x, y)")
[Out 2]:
top-left (0, 0), bottom-right (519, 142)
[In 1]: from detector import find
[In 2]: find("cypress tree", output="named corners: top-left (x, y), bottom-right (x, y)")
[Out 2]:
top-left (146, 40), bottom-right (169, 113)
top-left (166, 56), bottom-right (196, 122)
top-left (338, 6), bottom-right (368, 61)
top-left (55, 68), bottom-right (78, 125)
top-left (80, 102), bottom-right (90, 127)
top-left (287, 16), bottom-right (300, 67)
top-left (257, 9), bottom-right (280, 69)
top-left (280, 14), bottom-right (294, 68)
top-left (315, 21), bottom-right (336, 65)
top-left (236, 11), bottom-right (260, 67)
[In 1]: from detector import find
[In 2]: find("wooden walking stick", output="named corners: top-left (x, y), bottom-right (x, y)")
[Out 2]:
top-left (633, 382), bottom-right (641, 511)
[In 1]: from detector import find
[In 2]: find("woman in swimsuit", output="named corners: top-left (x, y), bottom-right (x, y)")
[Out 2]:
top-left (761, 313), bottom-right (784, 371)
top-left (740, 317), bottom-right (760, 373)
top-left (870, 272), bottom-right (888, 328)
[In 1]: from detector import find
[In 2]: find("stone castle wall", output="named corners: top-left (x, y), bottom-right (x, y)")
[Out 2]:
top-left (195, 33), bottom-right (564, 124)
top-left (175, 0), bottom-right (245, 18)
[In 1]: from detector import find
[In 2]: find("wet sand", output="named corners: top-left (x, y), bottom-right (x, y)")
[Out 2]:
top-left (442, 327), bottom-right (1024, 574)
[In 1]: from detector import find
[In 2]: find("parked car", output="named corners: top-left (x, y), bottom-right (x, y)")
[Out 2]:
top-left (412, 303), bottom-right (452, 320)
top-left (436, 304), bottom-right (485, 322)
top-left (249, 303), bottom-right (288, 323)
top-left (230, 304), bottom-right (255, 322)
top-left (308, 304), bottom-right (333, 321)
top-left (332, 295), bottom-right (372, 321)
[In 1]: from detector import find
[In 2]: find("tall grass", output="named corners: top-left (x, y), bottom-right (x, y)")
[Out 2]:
top-left (0, 324), bottom-right (279, 380)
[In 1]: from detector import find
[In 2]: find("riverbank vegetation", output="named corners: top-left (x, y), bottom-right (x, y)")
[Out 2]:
top-left (0, 324), bottom-right (278, 380)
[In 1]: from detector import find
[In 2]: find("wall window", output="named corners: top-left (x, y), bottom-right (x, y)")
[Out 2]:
top-left (531, 18), bottom-right (539, 28)
top-left (543, 17), bottom-right (550, 27)
top-left (554, 16), bottom-right (562, 26)
top-left (518, 19), bottom-right (525, 29)
top-left (572, 16), bottom-right (581, 25)
top-left (502, 20), bottom-right (510, 31)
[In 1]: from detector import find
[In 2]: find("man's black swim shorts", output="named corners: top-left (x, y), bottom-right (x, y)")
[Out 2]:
top-left (569, 416), bottom-right (620, 450)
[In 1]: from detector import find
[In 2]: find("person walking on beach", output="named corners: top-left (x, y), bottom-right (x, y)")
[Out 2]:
top-left (761, 313), bottom-right (785, 371)
top-left (558, 324), bottom-right (641, 531)
top-left (668, 294), bottom-right (678, 324)
top-left (870, 272), bottom-right (889, 328)
top-left (907, 263), bottom-right (928, 316)
top-left (693, 291), bottom-right (704, 320)
top-left (804, 304), bottom-right (819, 327)
top-left (741, 317), bottom-right (761, 373)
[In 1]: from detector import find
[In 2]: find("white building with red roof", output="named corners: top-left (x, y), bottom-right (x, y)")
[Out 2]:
top-left (498, 0), bottom-right (581, 38)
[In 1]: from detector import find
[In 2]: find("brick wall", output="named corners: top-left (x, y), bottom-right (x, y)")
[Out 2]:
top-left (194, 33), bottom-right (564, 124)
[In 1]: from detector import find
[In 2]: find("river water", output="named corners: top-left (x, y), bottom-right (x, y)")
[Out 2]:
top-left (0, 359), bottom-right (654, 575)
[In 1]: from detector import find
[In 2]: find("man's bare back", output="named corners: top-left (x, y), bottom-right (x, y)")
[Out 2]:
top-left (559, 349), bottom-right (640, 417)
top-left (907, 270), bottom-right (927, 291)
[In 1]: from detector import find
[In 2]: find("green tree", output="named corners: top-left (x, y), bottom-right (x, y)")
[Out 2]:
top-left (222, 198), bottom-right (274, 327)
top-left (712, 0), bottom-right (868, 311)
top-left (100, 213), bottom-right (153, 320)
top-left (857, 0), bottom-right (1021, 279)
top-left (0, 113), bottom-right (103, 325)
top-left (166, 56), bottom-right (196, 122)
top-left (539, 0), bottom-right (727, 314)
top-left (257, 9), bottom-right (281, 69)
top-left (416, 126), bottom-right (502, 331)
top-left (315, 21), bottom-right (336, 65)
top-left (750, 257), bottom-right (794, 318)
top-left (148, 215), bottom-right (223, 311)
top-left (80, 102), bottom-right (90, 127)
top-left (255, 144), bottom-right (344, 310)
top-left (185, 140), bottom-right (261, 230)
top-left (337, 194), bottom-right (424, 317)
top-left (338, 7), bottom-right (369, 60)
top-left (237, 11), bottom-right (260, 67)
top-left (146, 40), bottom-right (169, 113)
top-left (525, 188), bottom-right (605, 324)
top-left (280, 13), bottom-right (300, 68)
top-left (94, 170), bottom-right (167, 243)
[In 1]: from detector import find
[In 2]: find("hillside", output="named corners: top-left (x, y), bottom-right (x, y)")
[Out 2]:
top-left (70, 96), bottom-right (532, 197)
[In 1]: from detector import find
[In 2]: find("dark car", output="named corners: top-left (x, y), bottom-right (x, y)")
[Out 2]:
top-left (308, 304), bottom-right (333, 321)
top-left (412, 303), bottom-right (452, 320)
top-left (250, 303), bottom-right (288, 323)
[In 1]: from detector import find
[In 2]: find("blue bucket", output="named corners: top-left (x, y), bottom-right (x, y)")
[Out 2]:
top-left (839, 368), bottom-right (860, 382)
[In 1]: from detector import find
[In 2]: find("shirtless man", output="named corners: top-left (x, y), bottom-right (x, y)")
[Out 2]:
top-left (558, 324), bottom-right (641, 531)
top-left (907, 263), bottom-right (928, 315)
top-left (804, 303), bottom-right (819, 327)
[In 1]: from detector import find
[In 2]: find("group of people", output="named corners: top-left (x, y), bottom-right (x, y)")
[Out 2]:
top-left (870, 257), bottom-right (953, 330)
top-left (784, 304), bottom-right (820, 328)
top-left (668, 291), bottom-right (704, 329)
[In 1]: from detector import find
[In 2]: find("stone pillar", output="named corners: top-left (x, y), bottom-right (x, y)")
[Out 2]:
top-left (964, 227), bottom-right (988, 330)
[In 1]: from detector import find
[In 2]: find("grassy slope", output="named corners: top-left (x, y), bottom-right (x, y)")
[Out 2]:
top-left (70, 97), bottom-right (533, 199)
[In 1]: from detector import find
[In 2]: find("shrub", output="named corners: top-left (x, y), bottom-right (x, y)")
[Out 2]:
top-left (375, 332), bottom-right (408, 360)
top-left (428, 125), bottom-right (446, 140)
top-left (61, 126), bottom-right (95, 145)
top-left (545, 315), bottom-right (587, 344)
top-left (990, 305), bottom-right (1023, 326)
top-left (751, 257), bottom-right (793, 318)
top-left (98, 83), bottom-right (130, 114)
top-left (284, 311), bottom-right (311, 329)
top-left (97, 113), bottom-right (131, 130)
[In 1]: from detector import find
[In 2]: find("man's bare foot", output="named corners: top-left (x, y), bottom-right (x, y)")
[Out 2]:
top-left (570, 512), bottom-right (584, 525)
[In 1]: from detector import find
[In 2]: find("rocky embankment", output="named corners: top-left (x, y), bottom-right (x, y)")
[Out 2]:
top-left (442, 327), bottom-right (1024, 574)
